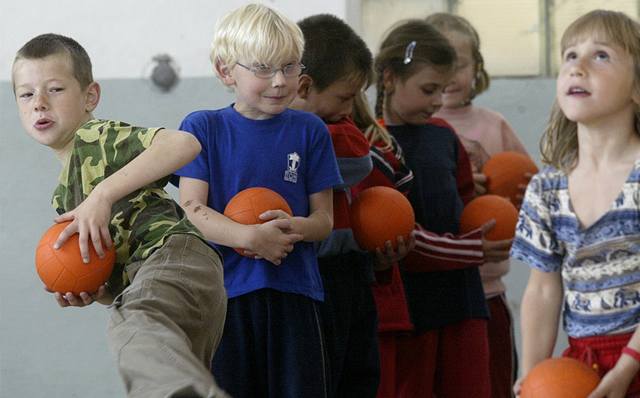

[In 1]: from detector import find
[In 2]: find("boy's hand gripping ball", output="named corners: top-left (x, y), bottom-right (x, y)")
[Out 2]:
top-left (35, 221), bottom-right (115, 295)
top-left (223, 187), bottom-right (293, 255)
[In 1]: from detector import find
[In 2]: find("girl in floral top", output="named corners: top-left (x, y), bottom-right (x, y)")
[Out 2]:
top-left (511, 9), bottom-right (640, 397)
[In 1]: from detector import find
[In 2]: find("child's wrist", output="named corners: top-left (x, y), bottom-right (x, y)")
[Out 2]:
top-left (92, 182), bottom-right (116, 205)
top-left (617, 346), bottom-right (640, 378)
top-left (622, 346), bottom-right (640, 364)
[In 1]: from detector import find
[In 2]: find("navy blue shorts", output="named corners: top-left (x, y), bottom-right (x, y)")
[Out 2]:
top-left (212, 289), bottom-right (329, 398)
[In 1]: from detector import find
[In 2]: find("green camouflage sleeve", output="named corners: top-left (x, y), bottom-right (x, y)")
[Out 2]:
top-left (52, 120), bottom-right (163, 212)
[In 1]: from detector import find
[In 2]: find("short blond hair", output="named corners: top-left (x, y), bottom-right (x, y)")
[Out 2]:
top-left (210, 4), bottom-right (304, 71)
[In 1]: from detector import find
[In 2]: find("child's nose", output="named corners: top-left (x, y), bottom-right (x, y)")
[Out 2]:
top-left (433, 92), bottom-right (443, 108)
top-left (341, 100), bottom-right (354, 118)
top-left (271, 70), bottom-right (287, 87)
top-left (33, 92), bottom-right (49, 111)
top-left (569, 58), bottom-right (586, 76)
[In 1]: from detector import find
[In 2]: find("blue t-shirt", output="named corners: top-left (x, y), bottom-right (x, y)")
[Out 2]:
top-left (511, 163), bottom-right (640, 338)
top-left (175, 105), bottom-right (342, 301)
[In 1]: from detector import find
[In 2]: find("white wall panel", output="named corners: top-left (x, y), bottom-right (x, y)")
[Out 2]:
top-left (1, 0), bottom-right (348, 81)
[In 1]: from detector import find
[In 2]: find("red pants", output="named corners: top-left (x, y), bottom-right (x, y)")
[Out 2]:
top-left (486, 295), bottom-right (516, 398)
top-left (377, 318), bottom-right (490, 398)
top-left (563, 333), bottom-right (640, 397)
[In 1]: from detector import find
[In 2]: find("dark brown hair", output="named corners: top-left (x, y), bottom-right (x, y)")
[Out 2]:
top-left (298, 14), bottom-right (373, 91)
top-left (374, 19), bottom-right (456, 117)
top-left (14, 33), bottom-right (93, 89)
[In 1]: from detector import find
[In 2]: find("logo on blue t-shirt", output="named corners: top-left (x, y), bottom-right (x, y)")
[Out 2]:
top-left (284, 152), bottom-right (300, 183)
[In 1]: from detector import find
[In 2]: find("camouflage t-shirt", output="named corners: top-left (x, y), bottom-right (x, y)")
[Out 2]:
top-left (52, 119), bottom-right (204, 294)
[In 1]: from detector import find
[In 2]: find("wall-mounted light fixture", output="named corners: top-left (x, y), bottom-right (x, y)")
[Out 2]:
top-left (149, 54), bottom-right (179, 92)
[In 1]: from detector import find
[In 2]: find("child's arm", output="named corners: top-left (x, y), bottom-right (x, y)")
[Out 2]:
top-left (262, 189), bottom-right (333, 242)
top-left (179, 177), bottom-right (303, 265)
top-left (455, 135), bottom-right (476, 205)
top-left (499, 119), bottom-right (534, 208)
top-left (398, 220), bottom-right (510, 272)
top-left (472, 166), bottom-right (488, 196)
top-left (328, 119), bottom-right (372, 188)
top-left (514, 267), bottom-right (563, 395)
top-left (54, 129), bottom-right (201, 261)
top-left (52, 129), bottom-right (201, 307)
top-left (587, 332), bottom-right (640, 397)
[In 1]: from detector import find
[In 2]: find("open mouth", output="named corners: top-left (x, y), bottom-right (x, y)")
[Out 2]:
top-left (567, 86), bottom-right (591, 96)
top-left (34, 118), bottom-right (54, 130)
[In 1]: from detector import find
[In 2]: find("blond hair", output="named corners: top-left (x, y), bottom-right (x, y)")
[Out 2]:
top-left (541, 9), bottom-right (640, 170)
top-left (426, 13), bottom-right (490, 98)
top-left (352, 91), bottom-right (393, 151)
top-left (210, 4), bottom-right (304, 72)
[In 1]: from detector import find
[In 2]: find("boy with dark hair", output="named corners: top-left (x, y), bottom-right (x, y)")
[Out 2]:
top-left (293, 14), bottom-right (373, 123)
top-left (289, 14), bottom-right (380, 397)
top-left (12, 33), bottom-right (227, 398)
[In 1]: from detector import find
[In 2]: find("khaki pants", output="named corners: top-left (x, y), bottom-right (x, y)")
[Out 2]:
top-left (107, 234), bottom-right (228, 398)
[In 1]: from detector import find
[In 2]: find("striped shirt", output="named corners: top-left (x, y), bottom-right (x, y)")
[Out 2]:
top-left (511, 163), bottom-right (640, 337)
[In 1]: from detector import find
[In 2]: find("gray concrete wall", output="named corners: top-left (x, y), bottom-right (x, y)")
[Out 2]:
top-left (0, 77), bottom-right (560, 396)
top-left (473, 78), bottom-right (569, 364)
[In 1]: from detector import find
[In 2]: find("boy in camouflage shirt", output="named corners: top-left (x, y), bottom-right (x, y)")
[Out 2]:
top-left (12, 33), bottom-right (227, 398)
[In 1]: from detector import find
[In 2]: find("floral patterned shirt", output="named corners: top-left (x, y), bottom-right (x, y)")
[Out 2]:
top-left (511, 163), bottom-right (640, 337)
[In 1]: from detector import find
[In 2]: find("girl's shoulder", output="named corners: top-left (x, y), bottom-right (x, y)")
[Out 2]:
top-left (471, 105), bottom-right (506, 121)
top-left (426, 117), bottom-right (456, 132)
top-left (421, 118), bottom-right (459, 141)
top-left (468, 105), bottom-right (515, 132)
top-left (526, 165), bottom-right (567, 196)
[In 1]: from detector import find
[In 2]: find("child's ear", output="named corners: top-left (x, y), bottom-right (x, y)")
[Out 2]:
top-left (297, 75), bottom-right (313, 98)
top-left (382, 68), bottom-right (395, 94)
top-left (215, 61), bottom-right (235, 86)
top-left (84, 82), bottom-right (100, 112)
top-left (632, 86), bottom-right (640, 106)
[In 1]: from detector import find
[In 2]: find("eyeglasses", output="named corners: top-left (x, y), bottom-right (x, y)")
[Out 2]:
top-left (236, 62), bottom-right (305, 79)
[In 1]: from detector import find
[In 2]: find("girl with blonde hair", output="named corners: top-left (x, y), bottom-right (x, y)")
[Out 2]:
top-left (512, 9), bottom-right (640, 397)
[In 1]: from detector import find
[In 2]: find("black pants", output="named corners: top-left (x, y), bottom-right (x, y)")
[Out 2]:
top-left (319, 252), bottom-right (381, 398)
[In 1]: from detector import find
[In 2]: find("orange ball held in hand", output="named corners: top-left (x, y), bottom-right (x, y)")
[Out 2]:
top-left (223, 187), bottom-right (293, 255)
top-left (350, 186), bottom-right (415, 252)
top-left (459, 195), bottom-right (518, 241)
top-left (35, 221), bottom-right (116, 295)
top-left (482, 151), bottom-right (538, 204)
top-left (520, 357), bottom-right (600, 398)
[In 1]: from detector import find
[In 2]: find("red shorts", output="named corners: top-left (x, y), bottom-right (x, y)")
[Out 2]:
top-left (563, 332), bottom-right (640, 397)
